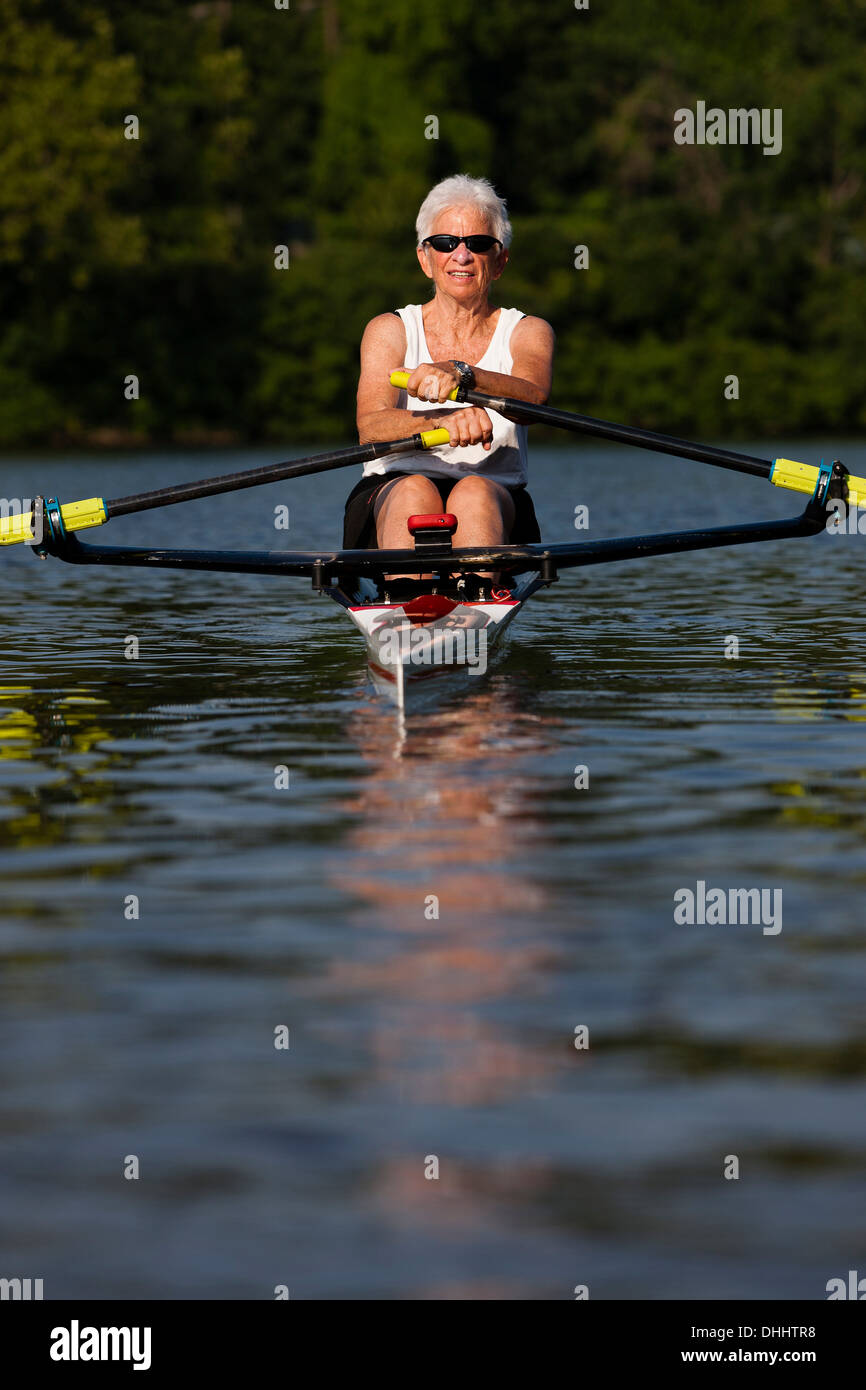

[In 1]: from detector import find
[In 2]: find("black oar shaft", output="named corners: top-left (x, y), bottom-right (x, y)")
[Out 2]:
top-left (105, 435), bottom-right (424, 520)
top-left (461, 390), bottom-right (774, 481)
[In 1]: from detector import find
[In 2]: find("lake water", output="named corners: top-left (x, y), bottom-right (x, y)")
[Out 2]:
top-left (1, 440), bottom-right (865, 1299)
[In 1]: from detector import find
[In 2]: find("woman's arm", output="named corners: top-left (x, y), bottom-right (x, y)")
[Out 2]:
top-left (401, 315), bottom-right (555, 407)
top-left (356, 313), bottom-right (494, 449)
top-left (490, 315), bottom-right (555, 403)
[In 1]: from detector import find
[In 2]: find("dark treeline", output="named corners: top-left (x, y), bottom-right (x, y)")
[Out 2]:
top-left (1, 0), bottom-right (865, 447)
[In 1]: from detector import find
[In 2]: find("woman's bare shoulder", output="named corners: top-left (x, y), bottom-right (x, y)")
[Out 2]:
top-left (361, 312), bottom-right (408, 350)
top-left (512, 314), bottom-right (555, 345)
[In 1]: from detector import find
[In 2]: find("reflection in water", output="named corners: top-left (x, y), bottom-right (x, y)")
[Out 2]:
top-left (327, 685), bottom-right (566, 1107)
top-left (0, 687), bottom-right (116, 851)
top-left (773, 677), bottom-right (866, 722)
top-left (0, 686), bottom-right (110, 759)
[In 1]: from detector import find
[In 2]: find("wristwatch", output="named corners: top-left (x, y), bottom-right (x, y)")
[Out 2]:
top-left (450, 359), bottom-right (476, 391)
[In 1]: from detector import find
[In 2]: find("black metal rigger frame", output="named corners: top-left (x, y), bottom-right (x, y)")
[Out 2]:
top-left (31, 462), bottom-right (844, 590)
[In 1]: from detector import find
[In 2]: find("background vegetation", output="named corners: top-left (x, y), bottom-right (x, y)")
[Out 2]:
top-left (1, 0), bottom-right (865, 446)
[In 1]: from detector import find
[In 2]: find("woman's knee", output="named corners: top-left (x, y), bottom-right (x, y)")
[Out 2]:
top-left (374, 475), bottom-right (442, 518)
top-left (449, 475), bottom-right (514, 522)
top-left (450, 475), bottom-right (503, 503)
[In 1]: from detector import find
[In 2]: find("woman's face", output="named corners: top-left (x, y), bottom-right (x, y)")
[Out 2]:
top-left (417, 204), bottom-right (508, 302)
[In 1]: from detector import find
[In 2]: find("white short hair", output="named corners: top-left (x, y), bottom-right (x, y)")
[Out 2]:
top-left (415, 174), bottom-right (512, 248)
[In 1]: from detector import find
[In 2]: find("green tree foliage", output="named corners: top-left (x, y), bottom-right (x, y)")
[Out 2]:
top-left (0, 0), bottom-right (864, 446)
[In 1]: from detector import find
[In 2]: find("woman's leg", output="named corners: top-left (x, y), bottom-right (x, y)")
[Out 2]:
top-left (445, 475), bottom-right (516, 547)
top-left (373, 474), bottom-right (445, 547)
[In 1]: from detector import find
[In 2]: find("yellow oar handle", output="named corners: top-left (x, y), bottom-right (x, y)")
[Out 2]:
top-left (389, 372), bottom-right (454, 447)
top-left (0, 497), bottom-right (107, 547)
top-left (771, 459), bottom-right (866, 509)
top-left (390, 369), bottom-right (460, 403)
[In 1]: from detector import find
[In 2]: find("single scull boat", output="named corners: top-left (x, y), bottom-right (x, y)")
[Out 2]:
top-left (2, 374), bottom-right (864, 706)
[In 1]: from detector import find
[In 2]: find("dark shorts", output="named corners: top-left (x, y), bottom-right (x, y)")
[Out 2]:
top-left (342, 472), bottom-right (541, 550)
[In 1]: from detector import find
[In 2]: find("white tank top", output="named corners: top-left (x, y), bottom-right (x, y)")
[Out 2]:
top-left (362, 303), bottom-right (530, 485)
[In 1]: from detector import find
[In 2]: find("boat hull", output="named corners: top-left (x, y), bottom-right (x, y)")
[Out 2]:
top-left (354, 595), bottom-right (520, 699)
top-left (327, 575), bottom-right (542, 705)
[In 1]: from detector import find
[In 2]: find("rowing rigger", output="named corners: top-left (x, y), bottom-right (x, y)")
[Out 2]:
top-left (2, 378), bottom-right (863, 706)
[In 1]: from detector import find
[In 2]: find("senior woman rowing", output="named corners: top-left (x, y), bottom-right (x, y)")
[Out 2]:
top-left (348, 174), bottom-right (554, 579)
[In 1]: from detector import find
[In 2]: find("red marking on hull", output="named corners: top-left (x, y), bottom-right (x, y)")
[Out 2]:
top-left (402, 593), bottom-right (457, 624)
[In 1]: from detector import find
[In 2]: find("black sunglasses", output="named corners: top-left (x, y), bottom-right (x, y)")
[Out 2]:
top-left (422, 234), bottom-right (502, 254)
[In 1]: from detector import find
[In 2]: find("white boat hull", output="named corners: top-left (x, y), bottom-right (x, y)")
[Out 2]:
top-left (341, 589), bottom-right (526, 704)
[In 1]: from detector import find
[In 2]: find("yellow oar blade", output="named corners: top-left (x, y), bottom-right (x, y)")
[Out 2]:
top-left (0, 497), bottom-right (107, 547)
top-left (771, 458), bottom-right (866, 508)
